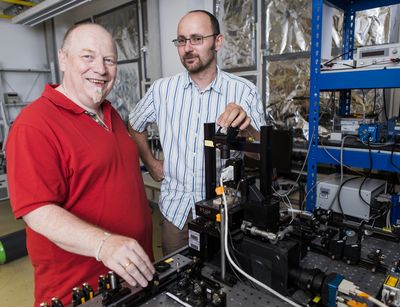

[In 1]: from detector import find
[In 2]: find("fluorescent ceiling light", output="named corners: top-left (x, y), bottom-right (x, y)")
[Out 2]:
top-left (12, 0), bottom-right (91, 26)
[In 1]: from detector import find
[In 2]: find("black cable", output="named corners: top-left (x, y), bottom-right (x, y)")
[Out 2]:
top-left (361, 89), bottom-right (366, 108)
top-left (337, 176), bottom-right (361, 219)
top-left (358, 138), bottom-right (373, 206)
top-left (388, 181), bottom-right (395, 194)
top-left (372, 88), bottom-right (377, 117)
top-left (383, 88), bottom-right (389, 120)
top-left (358, 177), bottom-right (370, 206)
top-left (219, 223), bottom-right (244, 283)
top-left (227, 233), bottom-right (245, 284)
top-left (321, 48), bottom-right (357, 68)
top-left (232, 180), bottom-right (243, 205)
top-left (341, 63), bottom-right (356, 68)
top-left (330, 91), bottom-right (336, 118)
top-left (369, 200), bottom-right (390, 224)
top-left (227, 231), bottom-right (258, 288)
top-left (398, 99), bottom-right (400, 118)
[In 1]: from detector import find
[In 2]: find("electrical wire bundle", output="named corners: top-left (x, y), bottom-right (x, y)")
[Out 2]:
top-left (219, 175), bottom-right (301, 307)
top-left (219, 174), bottom-right (389, 307)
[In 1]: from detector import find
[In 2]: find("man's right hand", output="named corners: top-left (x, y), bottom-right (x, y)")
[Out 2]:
top-left (23, 205), bottom-right (155, 288)
top-left (98, 234), bottom-right (155, 288)
top-left (148, 159), bottom-right (164, 182)
top-left (129, 129), bottom-right (164, 182)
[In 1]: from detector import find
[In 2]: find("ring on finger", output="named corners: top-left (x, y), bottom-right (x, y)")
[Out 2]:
top-left (123, 261), bottom-right (133, 269)
top-left (127, 264), bottom-right (138, 275)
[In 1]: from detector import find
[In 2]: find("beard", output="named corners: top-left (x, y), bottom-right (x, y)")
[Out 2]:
top-left (91, 80), bottom-right (114, 104)
top-left (181, 45), bottom-right (216, 73)
top-left (92, 87), bottom-right (104, 104)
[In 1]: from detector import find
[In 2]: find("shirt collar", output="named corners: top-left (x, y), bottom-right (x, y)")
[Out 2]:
top-left (183, 66), bottom-right (223, 94)
top-left (42, 84), bottom-right (111, 114)
top-left (212, 66), bottom-right (223, 94)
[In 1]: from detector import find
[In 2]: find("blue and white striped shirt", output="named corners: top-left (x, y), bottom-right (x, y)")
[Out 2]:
top-left (129, 67), bottom-right (265, 229)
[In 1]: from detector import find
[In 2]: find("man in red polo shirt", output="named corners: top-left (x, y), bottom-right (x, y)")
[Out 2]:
top-left (6, 23), bottom-right (155, 306)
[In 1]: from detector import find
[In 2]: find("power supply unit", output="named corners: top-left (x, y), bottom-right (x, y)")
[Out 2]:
top-left (316, 175), bottom-right (386, 220)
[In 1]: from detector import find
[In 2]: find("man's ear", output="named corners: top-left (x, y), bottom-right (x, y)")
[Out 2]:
top-left (57, 49), bottom-right (67, 72)
top-left (214, 34), bottom-right (224, 52)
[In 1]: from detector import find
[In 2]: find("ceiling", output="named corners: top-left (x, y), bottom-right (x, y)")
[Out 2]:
top-left (0, 0), bottom-right (43, 19)
top-left (1, 0), bottom-right (91, 26)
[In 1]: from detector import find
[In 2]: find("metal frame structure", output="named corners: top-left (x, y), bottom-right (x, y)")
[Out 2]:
top-left (0, 66), bottom-right (53, 151)
top-left (203, 123), bottom-right (272, 200)
top-left (306, 0), bottom-right (400, 212)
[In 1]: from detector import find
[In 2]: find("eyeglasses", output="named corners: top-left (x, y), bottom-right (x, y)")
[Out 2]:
top-left (172, 34), bottom-right (218, 47)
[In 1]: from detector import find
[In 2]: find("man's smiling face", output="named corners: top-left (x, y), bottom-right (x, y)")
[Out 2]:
top-left (58, 24), bottom-right (117, 110)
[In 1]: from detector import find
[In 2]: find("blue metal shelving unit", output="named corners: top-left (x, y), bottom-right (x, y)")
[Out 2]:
top-left (306, 0), bottom-right (400, 212)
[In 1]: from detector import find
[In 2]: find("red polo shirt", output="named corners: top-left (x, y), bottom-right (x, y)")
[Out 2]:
top-left (6, 84), bottom-right (153, 306)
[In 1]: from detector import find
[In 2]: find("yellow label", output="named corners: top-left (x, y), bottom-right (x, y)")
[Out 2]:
top-left (385, 275), bottom-right (399, 288)
top-left (164, 257), bottom-right (174, 263)
top-left (312, 296), bottom-right (321, 303)
top-left (204, 140), bottom-right (214, 147)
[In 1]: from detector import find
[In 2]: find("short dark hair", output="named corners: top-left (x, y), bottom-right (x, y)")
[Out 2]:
top-left (188, 10), bottom-right (220, 35)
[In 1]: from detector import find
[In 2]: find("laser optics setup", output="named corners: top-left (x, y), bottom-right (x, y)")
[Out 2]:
top-left (43, 123), bottom-right (400, 307)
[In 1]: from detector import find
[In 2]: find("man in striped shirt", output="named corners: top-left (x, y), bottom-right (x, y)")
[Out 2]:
top-left (129, 10), bottom-right (266, 255)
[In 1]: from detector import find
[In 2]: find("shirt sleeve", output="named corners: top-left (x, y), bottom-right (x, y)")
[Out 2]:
top-left (242, 86), bottom-right (266, 131)
top-left (129, 82), bottom-right (157, 133)
top-left (6, 124), bottom-right (67, 219)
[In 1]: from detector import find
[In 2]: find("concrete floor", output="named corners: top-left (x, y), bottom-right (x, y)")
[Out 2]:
top-left (0, 198), bottom-right (163, 307)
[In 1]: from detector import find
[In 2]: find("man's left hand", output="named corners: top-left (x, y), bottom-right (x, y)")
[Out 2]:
top-left (217, 102), bottom-right (251, 130)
